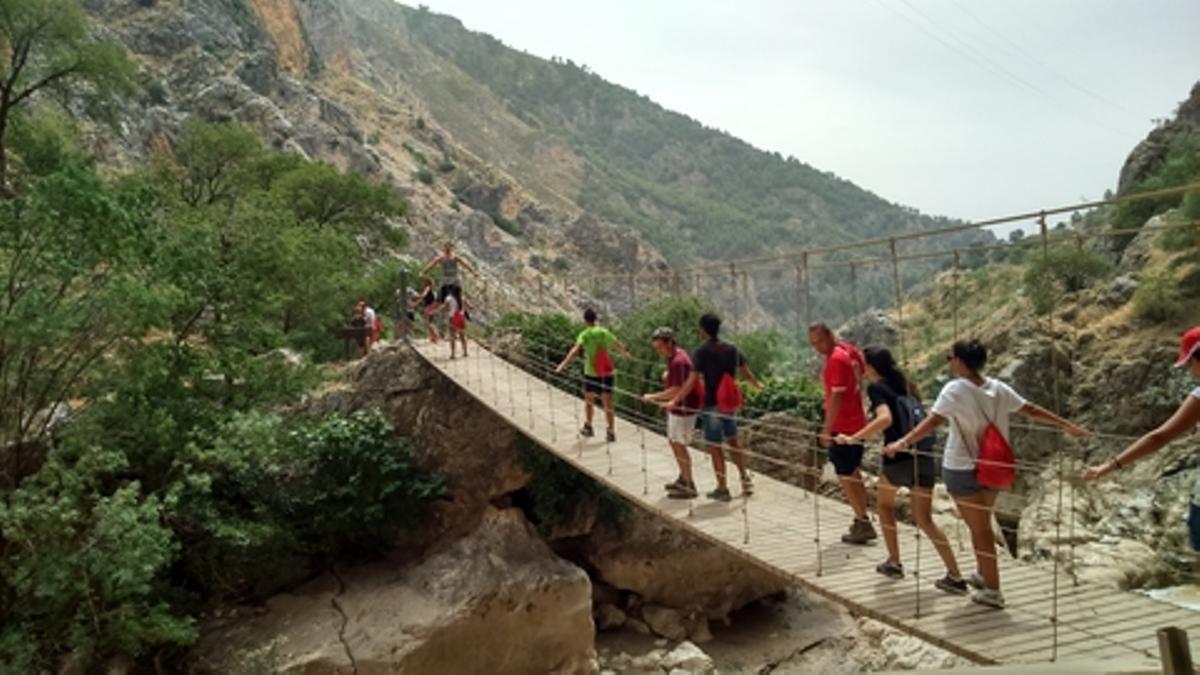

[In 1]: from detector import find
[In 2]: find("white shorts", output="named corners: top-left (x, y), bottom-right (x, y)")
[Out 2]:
top-left (666, 414), bottom-right (697, 444)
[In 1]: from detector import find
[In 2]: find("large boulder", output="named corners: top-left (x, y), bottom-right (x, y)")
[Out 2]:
top-left (837, 310), bottom-right (900, 352)
top-left (306, 344), bottom-right (529, 540)
top-left (192, 508), bottom-right (597, 674)
top-left (582, 508), bottom-right (787, 621)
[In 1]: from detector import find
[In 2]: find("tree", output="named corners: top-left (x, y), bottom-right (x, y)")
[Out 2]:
top-left (0, 0), bottom-right (136, 192)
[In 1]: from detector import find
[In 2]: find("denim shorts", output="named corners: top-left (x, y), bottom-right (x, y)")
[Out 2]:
top-left (701, 407), bottom-right (737, 443)
top-left (1189, 503), bottom-right (1200, 552)
top-left (943, 467), bottom-right (992, 497)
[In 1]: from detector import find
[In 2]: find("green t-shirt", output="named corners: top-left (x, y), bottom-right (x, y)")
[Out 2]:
top-left (576, 326), bottom-right (616, 377)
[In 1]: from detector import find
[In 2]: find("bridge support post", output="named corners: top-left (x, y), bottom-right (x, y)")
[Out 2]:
top-left (1158, 627), bottom-right (1193, 675)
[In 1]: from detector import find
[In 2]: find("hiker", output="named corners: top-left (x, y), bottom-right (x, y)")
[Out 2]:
top-left (641, 327), bottom-right (705, 499)
top-left (416, 277), bottom-right (441, 343)
top-left (1083, 326), bottom-right (1200, 549)
top-left (884, 338), bottom-right (1088, 609)
top-left (835, 346), bottom-right (965, 593)
top-left (555, 308), bottom-right (631, 443)
top-left (420, 241), bottom-right (476, 304)
top-left (349, 302), bottom-right (369, 357)
top-left (670, 313), bottom-right (764, 501)
top-left (443, 285), bottom-right (470, 359)
top-left (809, 322), bottom-right (875, 544)
top-left (363, 302), bottom-right (380, 347)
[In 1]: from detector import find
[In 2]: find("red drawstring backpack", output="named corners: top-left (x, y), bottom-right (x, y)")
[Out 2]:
top-left (715, 373), bottom-right (743, 414)
top-left (962, 391), bottom-right (1016, 490)
top-left (593, 346), bottom-right (614, 376)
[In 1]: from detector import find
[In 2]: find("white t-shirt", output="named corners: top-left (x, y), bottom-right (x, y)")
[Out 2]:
top-left (363, 306), bottom-right (376, 325)
top-left (931, 377), bottom-right (1027, 471)
top-left (445, 295), bottom-right (460, 316)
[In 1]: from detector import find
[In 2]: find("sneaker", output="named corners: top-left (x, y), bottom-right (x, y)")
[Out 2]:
top-left (841, 517), bottom-right (877, 545)
top-left (968, 572), bottom-right (985, 590)
top-left (971, 588), bottom-right (1006, 609)
top-left (876, 559), bottom-right (905, 579)
top-left (934, 575), bottom-right (969, 595)
top-left (707, 488), bottom-right (733, 502)
top-left (605, 429), bottom-right (616, 443)
top-left (664, 476), bottom-right (687, 491)
top-left (667, 482), bottom-right (698, 499)
top-left (580, 424), bottom-right (594, 438)
top-left (741, 474), bottom-right (754, 497)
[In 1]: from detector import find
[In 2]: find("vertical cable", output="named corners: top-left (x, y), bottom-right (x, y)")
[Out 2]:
top-left (1042, 212), bottom-right (1065, 662)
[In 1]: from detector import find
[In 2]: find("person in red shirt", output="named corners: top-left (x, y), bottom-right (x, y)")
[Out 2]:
top-left (809, 322), bottom-right (875, 545)
top-left (642, 327), bottom-right (704, 499)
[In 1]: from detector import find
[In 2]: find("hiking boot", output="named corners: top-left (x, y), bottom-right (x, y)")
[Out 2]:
top-left (580, 424), bottom-right (594, 438)
top-left (741, 474), bottom-right (754, 497)
top-left (934, 575), bottom-right (969, 595)
top-left (707, 487), bottom-right (733, 502)
top-left (667, 482), bottom-right (698, 499)
top-left (841, 517), bottom-right (877, 545)
top-left (971, 588), bottom-right (1006, 609)
top-left (605, 429), bottom-right (616, 443)
top-left (876, 559), bottom-right (905, 579)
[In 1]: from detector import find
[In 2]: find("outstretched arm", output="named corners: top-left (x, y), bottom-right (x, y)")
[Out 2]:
top-left (456, 255), bottom-right (477, 276)
top-left (837, 404), bottom-right (893, 449)
top-left (884, 412), bottom-right (947, 456)
top-left (555, 344), bottom-right (582, 373)
top-left (419, 255), bottom-right (440, 276)
top-left (1018, 402), bottom-right (1089, 438)
top-left (1084, 396), bottom-right (1200, 480)
top-left (738, 364), bottom-right (765, 391)
top-left (613, 339), bottom-right (633, 359)
top-left (643, 385), bottom-right (681, 404)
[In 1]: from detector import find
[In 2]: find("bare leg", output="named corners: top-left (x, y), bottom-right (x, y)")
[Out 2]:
top-left (912, 488), bottom-right (961, 578)
top-left (726, 436), bottom-right (749, 481)
top-left (877, 477), bottom-right (900, 564)
top-left (955, 491), bottom-right (1000, 590)
top-left (601, 392), bottom-right (615, 432)
top-left (584, 391), bottom-right (595, 427)
top-left (839, 468), bottom-right (869, 519)
top-left (708, 443), bottom-right (727, 490)
top-left (670, 441), bottom-right (693, 483)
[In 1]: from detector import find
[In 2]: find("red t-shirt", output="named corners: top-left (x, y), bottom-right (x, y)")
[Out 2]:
top-left (667, 348), bottom-right (703, 416)
top-left (823, 344), bottom-right (867, 434)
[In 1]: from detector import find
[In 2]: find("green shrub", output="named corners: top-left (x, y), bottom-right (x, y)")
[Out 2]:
top-left (1160, 191), bottom-right (1200, 250)
top-left (367, 131), bottom-right (381, 145)
top-left (402, 142), bottom-right (429, 166)
top-left (1022, 245), bottom-right (1110, 314)
top-left (743, 376), bottom-right (824, 423)
top-left (437, 159), bottom-right (456, 173)
top-left (0, 448), bottom-right (196, 671)
top-left (1113, 132), bottom-right (1200, 232)
top-left (490, 210), bottom-right (522, 235)
top-left (414, 168), bottom-right (434, 184)
top-left (553, 256), bottom-right (571, 272)
top-left (517, 440), bottom-right (627, 536)
top-left (1132, 270), bottom-right (1183, 322)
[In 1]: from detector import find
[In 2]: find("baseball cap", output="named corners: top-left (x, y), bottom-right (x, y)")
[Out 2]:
top-left (1173, 326), bottom-right (1200, 367)
top-left (651, 326), bottom-right (674, 341)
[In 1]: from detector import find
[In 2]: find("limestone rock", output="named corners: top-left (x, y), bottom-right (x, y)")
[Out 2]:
top-left (193, 508), bottom-right (596, 674)
top-left (594, 603), bottom-right (627, 631)
top-left (641, 604), bottom-right (688, 641)
top-left (583, 507), bottom-right (788, 620)
top-left (662, 641), bottom-right (715, 675)
top-left (837, 310), bottom-right (900, 352)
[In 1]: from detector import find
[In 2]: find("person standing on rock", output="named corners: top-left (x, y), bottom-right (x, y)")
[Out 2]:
top-left (642, 327), bottom-right (705, 499)
top-left (1083, 326), bottom-right (1200, 550)
top-left (835, 346), bottom-right (965, 593)
top-left (809, 322), bottom-right (876, 545)
top-left (670, 313), bottom-right (764, 502)
top-left (416, 277), bottom-right (442, 343)
top-left (420, 241), bottom-right (476, 304)
top-left (555, 308), bottom-right (631, 442)
top-left (884, 338), bottom-right (1088, 609)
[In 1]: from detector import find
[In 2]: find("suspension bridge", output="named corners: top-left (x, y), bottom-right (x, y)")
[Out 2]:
top-left (405, 183), bottom-right (1200, 667)
top-left (413, 339), bottom-right (1198, 667)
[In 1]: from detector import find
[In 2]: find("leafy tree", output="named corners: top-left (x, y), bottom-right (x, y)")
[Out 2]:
top-left (1023, 244), bottom-right (1110, 314)
top-left (0, 0), bottom-right (136, 191)
top-left (275, 161), bottom-right (407, 244)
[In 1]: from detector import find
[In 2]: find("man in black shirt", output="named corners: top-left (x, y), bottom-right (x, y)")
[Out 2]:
top-left (670, 313), bottom-right (763, 501)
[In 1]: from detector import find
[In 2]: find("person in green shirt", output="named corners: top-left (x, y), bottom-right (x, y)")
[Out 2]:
top-left (556, 308), bottom-right (632, 442)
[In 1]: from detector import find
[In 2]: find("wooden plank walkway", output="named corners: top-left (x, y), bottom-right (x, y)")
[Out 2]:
top-left (414, 341), bottom-right (1198, 666)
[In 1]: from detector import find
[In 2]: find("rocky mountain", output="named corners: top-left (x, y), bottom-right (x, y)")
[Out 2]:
top-left (80, 0), bottom-right (983, 324)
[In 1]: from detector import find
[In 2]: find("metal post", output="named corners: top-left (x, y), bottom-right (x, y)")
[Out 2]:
top-left (889, 238), bottom-right (908, 367)
top-left (1158, 627), bottom-right (1193, 675)
top-left (1042, 211), bottom-right (1066, 662)
top-left (729, 263), bottom-right (738, 334)
top-left (802, 252), bottom-right (822, 576)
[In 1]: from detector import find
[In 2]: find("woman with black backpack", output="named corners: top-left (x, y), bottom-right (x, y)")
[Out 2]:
top-left (884, 339), bottom-right (1088, 609)
top-left (835, 346), bottom-right (965, 594)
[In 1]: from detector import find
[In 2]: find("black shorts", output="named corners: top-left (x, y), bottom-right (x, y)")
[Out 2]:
top-left (881, 454), bottom-right (936, 489)
top-left (438, 283), bottom-right (461, 303)
top-left (584, 375), bottom-right (614, 394)
top-left (829, 443), bottom-right (864, 477)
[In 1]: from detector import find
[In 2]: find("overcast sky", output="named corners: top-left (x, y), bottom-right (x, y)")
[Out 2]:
top-left (414, 0), bottom-right (1198, 229)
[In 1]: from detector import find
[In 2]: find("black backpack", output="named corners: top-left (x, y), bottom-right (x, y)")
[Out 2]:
top-left (887, 384), bottom-right (936, 453)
